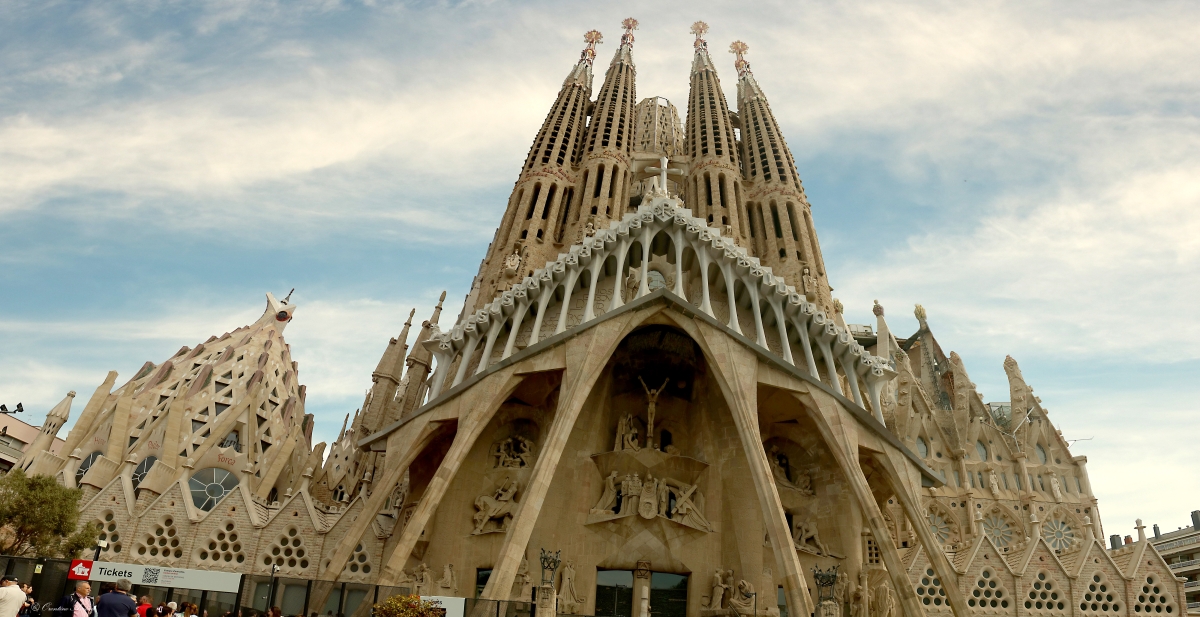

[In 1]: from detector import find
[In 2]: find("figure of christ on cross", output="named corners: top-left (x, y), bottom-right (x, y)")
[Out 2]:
top-left (638, 376), bottom-right (669, 449)
top-left (644, 156), bottom-right (683, 198)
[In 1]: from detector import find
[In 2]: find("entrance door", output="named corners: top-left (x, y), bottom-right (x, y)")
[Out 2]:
top-left (649, 573), bottom-right (687, 617)
top-left (594, 571), bottom-right (634, 617)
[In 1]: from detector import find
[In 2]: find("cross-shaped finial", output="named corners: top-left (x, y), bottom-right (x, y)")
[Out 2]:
top-left (581, 30), bottom-right (603, 64)
top-left (729, 40), bottom-right (751, 76)
top-left (621, 17), bottom-right (638, 46)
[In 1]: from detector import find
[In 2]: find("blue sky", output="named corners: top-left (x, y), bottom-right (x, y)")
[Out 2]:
top-left (2, 0), bottom-right (1198, 535)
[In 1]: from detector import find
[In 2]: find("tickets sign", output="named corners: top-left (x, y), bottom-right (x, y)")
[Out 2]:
top-left (68, 561), bottom-right (241, 593)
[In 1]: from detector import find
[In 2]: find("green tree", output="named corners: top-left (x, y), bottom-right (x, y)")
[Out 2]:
top-left (373, 595), bottom-right (445, 617)
top-left (0, 469), bottom-right (97, 557)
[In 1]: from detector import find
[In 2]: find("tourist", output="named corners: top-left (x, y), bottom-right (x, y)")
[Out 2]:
top-left (165, 602), bottom-right (177, 617)
top-left (18, 583), bottom-right (39, 617)
top-left (0, 576), bottom-right (27, 617)
top-left (57, 582), bottom-right (94, 617)
top-left (135, 598), bottom-right (152, 617)
top-left (96, 580), bottom-right (136, 617)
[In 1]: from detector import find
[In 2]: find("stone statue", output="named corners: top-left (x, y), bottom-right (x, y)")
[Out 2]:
top-left (1050, 475), bottom-right (1063, 502)
top-left (437, 563), bottom-right (457, 595)
top-left (708, 569), bottom-right (729, 610)
top-left (514, 436), bottom-right (536, 467)
top-left (834, 570), bottom-right (849, 608)
top-left (871, 584), bottom-right (894, 617)
top-left (618, 413), bottom-right (641, 451)
top-left (390, 478), bottom-right (409, 512)
top-left (414, 563), bottom-right (432, 595)
top-left (639, 474), bottom-right (659, 519)
top-left (989, 470), bottom-right (1001, 496)
top-left (513, 554), bottom-right (533, 601)
top-left (504, 251), bottom-right (522, 277)
top-left (658, 476), bottom-right (671, 516)
top-left (793, 518), bottom-right (829, 555)
top-left (592, 470), bottom-right (620, 513)
top-left (670, 482), bottom-right (711, 531)
top-left (557, 560), bottom-right (586, 613)
top-left (638, 376), bottom-right (669, 449)
top-left (491, 441), bottom-right (510, 468)
top-left (802, 268), bottom-right (818, 301)
top-left (728, 580), bottom-right (756, 615)
top-left (626, 473), bottom-right (643, 515)
top-left (850, 581), bottom-right (867, 617)
top-left (472, 478), bottom-right (519, 534)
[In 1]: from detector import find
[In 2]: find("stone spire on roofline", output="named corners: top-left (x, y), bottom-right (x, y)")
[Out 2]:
top-left (15, 390), bottom-right (74, 472)
top-left (684, 21), bottom-right (745, 239)
top-left (730, 40), bottom-right (833, 312)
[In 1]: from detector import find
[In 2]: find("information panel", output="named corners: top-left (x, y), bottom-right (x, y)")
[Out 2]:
top-left (68, 560), bottom-right (242, 593)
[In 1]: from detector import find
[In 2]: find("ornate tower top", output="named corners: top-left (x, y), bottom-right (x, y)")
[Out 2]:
top-left (690, 21), bottom-right (709, 49)
top-left (621, 17), bottom-right (638, 46)
top-left (581, 30), bottom-right (603, 64)
top-left (729, 40), bottom-right (751, 76)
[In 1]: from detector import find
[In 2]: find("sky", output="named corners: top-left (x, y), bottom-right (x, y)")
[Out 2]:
top-left (1, 0), bottom-right (1198, 535)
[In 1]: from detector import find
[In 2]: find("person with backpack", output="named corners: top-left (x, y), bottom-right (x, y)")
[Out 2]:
top-left (57, 582), bottom-right (94, 617)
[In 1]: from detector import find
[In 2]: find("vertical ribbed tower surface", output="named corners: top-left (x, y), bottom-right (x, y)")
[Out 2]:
top-left (731, 40), bottom-right (834, 312)
top-left (578, 17), bottom-right (639, 226)
top-left (683, 21), bottom-right (746, 239)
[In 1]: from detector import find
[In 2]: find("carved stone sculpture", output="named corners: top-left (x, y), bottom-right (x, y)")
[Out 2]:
top-left (491, 436), bottom-right (537, 468)
top-left (871, 584), bottom-right (894, 617)
top-left (638, 376), bottom-right (669, 449)
top-left (793, 518), bottom-right (829, 555)
top-left (728, 580), bottom-right (756, 615)
top-left (504, 251), bottom-right (521, 277)
top-left (592, 470), bottom-right (620, 514)
top-left (616, 413), bottom-right (641, 452)
top-left (473, 478), bottom-right (519, 534)
top-left (850, 581), bottom-right (867, 617)
top-left (708, 569), bottom-right (729, 610)
top-left (557, 560), bottom-right (587, 613)
top-left (989, 470), bottom-right (1001, 497)
top-left (834, 570), bottom-right (849, 608)
top-left (639, 474), bottom-right (659, 519)
top-left (513, 554), bottom-right (533, 601)
top-left (1050, 475), bottom-right (1063, 502)
top-left (437, 563), bottom-right (457, 596)
top-left (670, 481), bottom-right (711, 531)
top-left (767, 445), bottom-right (813, 495)
top-left (414, 563), bottom-right (432, 595)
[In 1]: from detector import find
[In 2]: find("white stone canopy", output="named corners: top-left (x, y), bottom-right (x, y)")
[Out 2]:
top-left (425, 194), bottom-right (896, 417)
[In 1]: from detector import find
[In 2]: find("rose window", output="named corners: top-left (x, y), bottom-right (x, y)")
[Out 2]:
top-left (1042, 519), bottom-right (1075, 551)
top-left (982, 514), bottom-right (1014, 547)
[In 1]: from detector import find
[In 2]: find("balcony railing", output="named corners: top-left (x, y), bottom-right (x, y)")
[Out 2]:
top-left (1184, 580), bottom-right (1199, 589)
top-left (1172, 559), bottom-right (1200, 570)
top-left (1157, 535), bottom-right (1200, 551)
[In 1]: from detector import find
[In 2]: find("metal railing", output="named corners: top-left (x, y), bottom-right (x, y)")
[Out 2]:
top-left (1171, 559), bottom-right (1200, 570)
top-left (1184, 580), bottom-right (1199, 588)
top-left (1156, 535), bottom-right (1200, 551)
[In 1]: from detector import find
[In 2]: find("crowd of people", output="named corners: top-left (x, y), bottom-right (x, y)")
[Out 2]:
top-left (0, 576), bottom-right (229, 617)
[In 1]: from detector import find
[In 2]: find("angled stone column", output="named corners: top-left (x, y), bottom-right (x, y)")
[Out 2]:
top-left (694, 320), bottom-right (814, 617)
top-left (870, 451), bottom-right (967, 617)
top-left (321, 419), bottom-right (451, 578)
top-left (376, 368), bottom-right (528, 585)
top-left (799, 390), bottom-right (927, 617)
top-left (480, 313), bottom-right (639, 600)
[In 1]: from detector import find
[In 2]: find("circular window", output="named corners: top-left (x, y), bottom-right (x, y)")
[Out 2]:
top-left (982, 514), bottom-right (1015, 547)
top-left (76, 451), bottom-right (103, 485)
top-left (1043, 519), bottom-right (1076, 551)
top-left (132, 456), bottom-right (157, 490)
top-left (189, 468), bottom-right (240, 511)
top-left (929, 512), bottom-right (951, 543)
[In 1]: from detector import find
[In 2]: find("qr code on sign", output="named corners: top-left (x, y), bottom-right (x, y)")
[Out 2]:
top-left (141, 568), bottom-right (160, 585)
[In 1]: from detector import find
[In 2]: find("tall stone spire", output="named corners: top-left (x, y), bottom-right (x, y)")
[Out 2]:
top-left (579, 18), bottom-right (639, 224)
top-left (730, 41), bottom-right (833, 311)
top-left (683, 21), bottom-right (745, 237)
top-left (15, 390), bottom-right (74, 471)
top-left (469, 31), bottom-right (604, 313)
top-left (358, 308), bottom-right (415, 434)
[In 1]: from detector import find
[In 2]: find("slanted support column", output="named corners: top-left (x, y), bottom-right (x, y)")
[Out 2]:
top-left (790, 315), bottom-right (819, 379)
top-left (555, 268), bottom-right (583, 335)
top-left (528, 286), bottom-right (555, 346)
top-left (475, 314), bottom-right (506, 375)
top-left (800, 391), bottom-right (927, 617)
top-left (503, 303), bottom-right (530, 359)
top-left (697, 249), bottom-right (713, 317)
top-left (377, 370), bottom-right (527, 585)
top-left (694, 321), bottom-right (814, 617)
top-left (318, 420), bottom-right (450, 600)
top-left (453, 333), bottom-right (481, 386)
top-left (480, 317), bottom-right (632, 601)
top-left (608, 239), bottom-right (632, 311)
top-left (671, 229), bottom-right (686, 299)
top-left (871, 451), bottom-right (968, 617)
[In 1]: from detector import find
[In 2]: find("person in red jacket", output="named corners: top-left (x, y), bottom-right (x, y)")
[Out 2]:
top-left (136, 598), bottom-right (153, 617)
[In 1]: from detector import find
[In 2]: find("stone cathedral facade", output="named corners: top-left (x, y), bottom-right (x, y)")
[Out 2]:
top-left (17, 18), bottom-right (1187, 617)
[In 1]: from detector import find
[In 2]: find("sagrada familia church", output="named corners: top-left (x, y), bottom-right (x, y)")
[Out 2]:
top-left (14, 18), bottom-right (1186, 617)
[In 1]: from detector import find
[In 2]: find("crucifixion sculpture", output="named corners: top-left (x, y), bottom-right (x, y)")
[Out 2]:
top-left (638, 376), bottom-right (669, 449)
